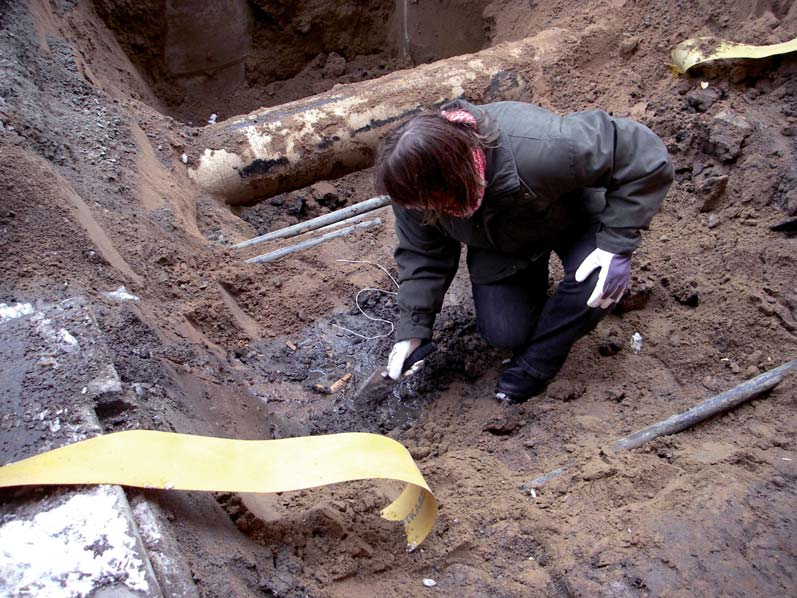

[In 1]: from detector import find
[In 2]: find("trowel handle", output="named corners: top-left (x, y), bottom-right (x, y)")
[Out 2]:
top-left (401, 341), bottom-right (437, 373)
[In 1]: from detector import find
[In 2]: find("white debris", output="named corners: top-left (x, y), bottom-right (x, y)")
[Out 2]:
top-left (87, 365), bottom-right (123, 395)
top-left (58, 329), bottom-right (78, 346)
top-left (49, 418), bottom-right (61, 433)
top-left (58, 329), bottom-right (79, 353)
top-left (422, 578), bottom-right (437, 587)
top-left (32, 314), bottom-right (78, 354)
top-left (131, 502), bottom-right (163, 543)
top-left (0, 486), bottom-right (150, 596)
top-left (530, 488), bottom-right (537, 498)
top-left (103, 286), bottom-right (140, 303)
top-left (0, 302), bottom-right (34, 324)
top-left (208, 113), bottom-right (218, 124)
top-left (631, 332), bottom-right (643, 354)
top-left (164, 482), bottom-right (174, 490)
top-left (180, 153), bottom-right (188, 164)
top-left (700, 81), bottom-right (709, 89)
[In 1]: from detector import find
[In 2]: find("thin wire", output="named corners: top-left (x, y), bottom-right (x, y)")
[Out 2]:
top-left (333, 259), bottom-right (399, 340)
top-left (337, 259), bottom-right (399, 289)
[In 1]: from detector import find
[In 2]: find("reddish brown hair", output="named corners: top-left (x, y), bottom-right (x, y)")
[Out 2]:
top-left (374, 113), bottom-right (488, 224)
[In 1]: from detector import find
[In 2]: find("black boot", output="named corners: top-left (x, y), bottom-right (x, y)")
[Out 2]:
top-left (495, 364), bottom-right (548, 404)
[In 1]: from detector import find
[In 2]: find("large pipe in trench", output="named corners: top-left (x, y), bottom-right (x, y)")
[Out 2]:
top-left (188, 31), bottom-right (570, 205)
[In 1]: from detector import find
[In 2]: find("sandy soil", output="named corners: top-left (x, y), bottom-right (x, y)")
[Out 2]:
top-left (1, 0), bottom-right (796, 596)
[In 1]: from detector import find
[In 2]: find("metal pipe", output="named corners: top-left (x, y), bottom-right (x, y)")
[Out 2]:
top-left (522, 360), bottom-right (796, 491)
top-left (245, 218), bottom-right (382, 264)
top-left (234, 195), bottom-right (390, 249)
top-left (312, 206), bottom-right (390, 235)
top-left (189, 31), bottom-right (573, 205)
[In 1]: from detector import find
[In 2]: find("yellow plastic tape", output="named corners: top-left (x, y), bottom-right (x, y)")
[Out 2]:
top-left (0, 430), bottom-right (437, 548)
top-left (671, 36), bottom-right (797, 74)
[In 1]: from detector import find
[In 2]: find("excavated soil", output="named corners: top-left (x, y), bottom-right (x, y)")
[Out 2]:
top-left (1, 0), bottom-right (796, 596)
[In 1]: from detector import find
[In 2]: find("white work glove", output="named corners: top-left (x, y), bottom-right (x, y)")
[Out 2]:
top-left (574, 248), bottom-right (631, 309)
top-left (386, 338), bottom-right (424, 381)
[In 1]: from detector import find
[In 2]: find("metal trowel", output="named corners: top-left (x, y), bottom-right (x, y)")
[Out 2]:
top-left (355, 341), bottom-right (437, 399)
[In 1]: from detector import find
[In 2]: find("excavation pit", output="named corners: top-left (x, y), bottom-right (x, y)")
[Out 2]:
top-left (1, 0), bottom-right (796, 596)
top-left (93, 0), bottom-right (491, 124)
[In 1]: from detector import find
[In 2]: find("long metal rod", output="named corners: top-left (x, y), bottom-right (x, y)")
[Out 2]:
top-left (522, 359), bottom-right (796, 491)
top-left (304, 205), bottom-right (390, 236)
top-left (245, 218), bottom-right (382, 264)
top-left (234, 195), bottom-right (390, 249)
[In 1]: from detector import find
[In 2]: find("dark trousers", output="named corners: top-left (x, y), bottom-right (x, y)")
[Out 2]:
top-left (471, 223), bottom-right (609, 380)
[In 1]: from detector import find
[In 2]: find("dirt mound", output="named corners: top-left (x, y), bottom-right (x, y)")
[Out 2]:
top-left (1, 0), bottom-right (795, 596)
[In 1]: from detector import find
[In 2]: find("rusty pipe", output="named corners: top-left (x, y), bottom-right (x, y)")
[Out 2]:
top-left (188, 31), bottom-right (571, 205)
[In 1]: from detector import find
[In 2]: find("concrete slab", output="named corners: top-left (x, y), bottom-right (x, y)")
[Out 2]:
top-left (0, 485), bottom-right (160, 597)
top-left (0, 297), bottom-right (178, 597)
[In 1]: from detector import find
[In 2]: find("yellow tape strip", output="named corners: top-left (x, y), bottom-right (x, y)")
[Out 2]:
top-left (0, 430), bottom-right (437, 548)
top-left (671, 36), bottom-right (797, 74)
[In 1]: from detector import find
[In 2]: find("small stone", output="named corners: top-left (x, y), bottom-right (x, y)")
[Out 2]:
top-left (180, 153), bottom-right (188, 164)
top-left (547, 379), bottom-right (586, 402)
top-left (614, 277), bottom-right (653, 314)
top-left (597, 328), bottom-right (623, 356)
top-left (323, 52), bottom-right (347, 77)
top-left (696, 175), bottom-right (729, 212)
top-left (701, 375), bottom-right (721, 391)
top-left (411, 446), bottom-right (431, 460)
top-left (705, 110), bottom-right (752, 162)
top-left (286, 195), bottom-right (305, 216)
top-left (745, 365), bottom-right (761, 378)
top-left (672, 281), bottom-right (700, 307)
top-left (483, 411), bottom-right (525, 435)
top-left (746, 350), bottom-right (764, 366)
top-left (619, 36), bottom-right (639, 58)
top-left (310, 181), bottom-right (343, 208)
top-left (580, 458), bottom-right (617, 481)
top-left (686, 87), bottom-right (720, 113)
top-left (706, 213), bottom-right (720, 228)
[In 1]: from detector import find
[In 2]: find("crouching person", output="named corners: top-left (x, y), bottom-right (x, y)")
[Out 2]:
top-left (373, 100), bottom-right (673, 403)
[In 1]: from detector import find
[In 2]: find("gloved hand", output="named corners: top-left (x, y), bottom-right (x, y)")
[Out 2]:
top-left (574, 248), bottom-right (631, 309)
top-left (386, 338), bottom-right (424, 380)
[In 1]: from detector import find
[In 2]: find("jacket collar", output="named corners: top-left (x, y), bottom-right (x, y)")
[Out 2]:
top-left (445, 99), bottom-right (520, 200)
top-left (483, 132), bottom-right (520, 199)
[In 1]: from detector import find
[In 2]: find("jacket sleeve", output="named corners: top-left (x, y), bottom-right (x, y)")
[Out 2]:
top-left (561, 111), bottom-right (674, 254)
top-left (393, 206), bottom-right (461, 340)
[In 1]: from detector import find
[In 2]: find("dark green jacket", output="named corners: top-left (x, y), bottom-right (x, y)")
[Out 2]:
top-left (393, 100), bottom-right (674, 340)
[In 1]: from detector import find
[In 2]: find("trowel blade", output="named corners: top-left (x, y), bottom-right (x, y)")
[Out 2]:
top-left (353, 341), bottom-right (437, 400)
top-left (354, 366), bottom-right (390, 399)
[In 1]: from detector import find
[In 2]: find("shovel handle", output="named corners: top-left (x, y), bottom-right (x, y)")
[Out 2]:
top-left (401, 341), bottom-right (437, 374)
